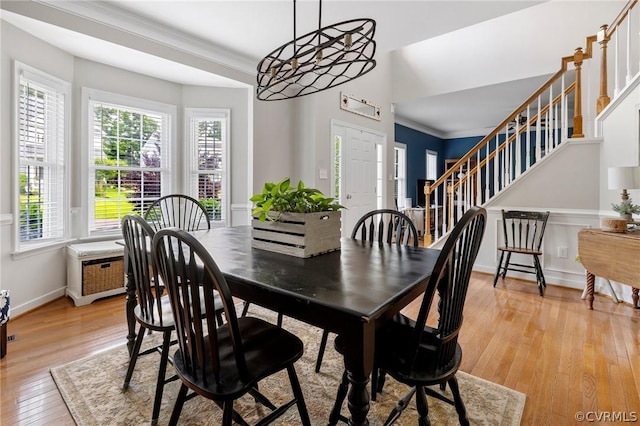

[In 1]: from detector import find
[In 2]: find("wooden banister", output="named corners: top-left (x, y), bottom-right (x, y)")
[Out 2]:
top-left (422, 0), bottom-right (637, 246)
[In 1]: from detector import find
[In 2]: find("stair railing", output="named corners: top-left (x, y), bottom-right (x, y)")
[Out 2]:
top-left (424, 0), bottom-right (639, 245)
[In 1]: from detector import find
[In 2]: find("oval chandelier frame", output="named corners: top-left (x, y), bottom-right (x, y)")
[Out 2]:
top-left (256, 1), bottom-right (376, 101)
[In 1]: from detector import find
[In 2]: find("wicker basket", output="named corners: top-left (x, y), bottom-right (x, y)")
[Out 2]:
top-left (82, 256), bottom-right (124, 296)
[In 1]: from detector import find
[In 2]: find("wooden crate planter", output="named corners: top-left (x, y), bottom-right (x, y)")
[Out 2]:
top-left (251, 211), bottom-right (341, 258)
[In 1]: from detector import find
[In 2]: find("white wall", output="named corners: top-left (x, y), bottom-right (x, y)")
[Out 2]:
top-left (474, 139), bottom-right (602, 293)
top-left (1, 21), bottom-right (75, 315)
top-left (391, 1), bottom-right (624, 103)
top-left (0, 22), bottom-right (258, 315)
top-left (598, 79), bottom-right (640, 210)
top-left (290, 54), bottom-right (396, 207)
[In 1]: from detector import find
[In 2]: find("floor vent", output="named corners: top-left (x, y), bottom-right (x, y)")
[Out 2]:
top-left (7, 334), bottom-right (17, 342)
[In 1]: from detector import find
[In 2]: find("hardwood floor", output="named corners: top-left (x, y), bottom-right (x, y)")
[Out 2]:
top-left (1, 273), bottom-right (639, 425)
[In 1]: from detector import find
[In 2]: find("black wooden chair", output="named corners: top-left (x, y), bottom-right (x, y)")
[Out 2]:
top-left (314, 209), bottom-right (419, 373)
top-left (144, 194), bottom-right (211, 232)
top-left (328, 206), bottom-right (487, 426)
top-left (493, 209), bottom-right (550, 296)
top-left (152, 228), bottom-right (311, 426)
top-left (121, 215), bottom-right (224, 425)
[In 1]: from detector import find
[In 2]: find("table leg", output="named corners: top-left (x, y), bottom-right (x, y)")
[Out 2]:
top-left (633, 288), bottom-right (639, 309)
top-left (342, 323), bottom-right (375, 426)
top-left (124, 246), bottom-right (137, 355)
top-left (586, 271), bottom-right (595, 310)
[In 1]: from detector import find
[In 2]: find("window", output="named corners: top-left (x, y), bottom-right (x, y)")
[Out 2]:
top-left (185, 108), bottom-right (229, 227)
top-left (15, 62), bottom-right (70, 250)
top-left (86, 89), bottom-right (173, 234)
top-left (333, 135), bottom-right (342, 200)
top-left (394, 144), bottom-right (407, 208)
top-left (426, 150), bottom-right (438, 181)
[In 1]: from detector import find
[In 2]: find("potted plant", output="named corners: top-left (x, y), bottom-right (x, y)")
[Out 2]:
top-left (611, 198), bottom-right (640, 222)
top-left (250, 178), bottom-right (344, 257)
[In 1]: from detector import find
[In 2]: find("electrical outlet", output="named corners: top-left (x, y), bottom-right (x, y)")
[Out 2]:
top-left (558, 246), bottom-right (568, 258)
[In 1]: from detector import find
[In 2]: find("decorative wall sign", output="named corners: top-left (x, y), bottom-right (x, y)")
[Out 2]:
top-left (340, 93), bottom-right (381, 121)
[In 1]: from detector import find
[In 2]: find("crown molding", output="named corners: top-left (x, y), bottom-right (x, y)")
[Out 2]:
top-left (394, 115), bottom-right (446, 139)
top-left (35, 0), bottom-right (257, 75)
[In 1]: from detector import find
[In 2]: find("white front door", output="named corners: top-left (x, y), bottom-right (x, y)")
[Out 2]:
top-left (332, 122), bottom-right (383, 237)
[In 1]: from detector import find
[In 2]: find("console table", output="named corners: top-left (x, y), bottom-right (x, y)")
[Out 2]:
top-left (577, 228), bottom-right (640, 310)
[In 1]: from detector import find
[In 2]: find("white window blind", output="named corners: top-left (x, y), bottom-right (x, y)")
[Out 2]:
top-left (87, 92), bottom-right (172, 234)
top-left (17, 65), bottom-right (69, 249)
top-left (186, 109), bottom-right (229, 227)
top-left (394, 144), bottom-right (407, 207)
top-left (426, 150), bottom-right (438, 181)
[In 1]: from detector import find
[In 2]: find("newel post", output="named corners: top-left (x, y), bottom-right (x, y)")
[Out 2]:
top-left (597, 25), bottom-right (611, 114)
top-left (424, 181), bottom-right (432, 245)
top-left (572, 47), bottom-right (585, 138)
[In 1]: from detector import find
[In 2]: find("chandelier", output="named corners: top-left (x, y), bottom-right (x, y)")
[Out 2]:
top-left (256, 0), bottom-right (377, 101)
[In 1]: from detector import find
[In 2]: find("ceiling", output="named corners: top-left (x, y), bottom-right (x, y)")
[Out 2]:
top-left (0, 0), bottom-right (625, 137)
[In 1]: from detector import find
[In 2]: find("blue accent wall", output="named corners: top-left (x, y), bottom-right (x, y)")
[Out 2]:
top-left (394, 124), bottom-right (444, 207)
top-left (444, 136), bottom-right (483, 160)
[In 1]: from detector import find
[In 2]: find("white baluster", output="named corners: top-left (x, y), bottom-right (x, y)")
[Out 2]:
top-left (561, 75), bottom-right (567, 141)
top-left (536, 96), bottom-right (542, 161)
top-left (615, 30), bottom-right (620, 97)
top-left (525, 105), bottom-right (531, 169)
top-left (485, 142), bottom-right (490, 201)
top-left (627, 16), bottom-right (632, 85)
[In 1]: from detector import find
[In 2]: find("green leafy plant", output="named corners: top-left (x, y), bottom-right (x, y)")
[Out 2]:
top-left (611, 198), bottom-right (640, 215)
top-left (250, 177), bottom-right (344, 222)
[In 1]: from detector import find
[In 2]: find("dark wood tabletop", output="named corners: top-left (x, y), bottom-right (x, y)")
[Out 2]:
top-left (124, 225), bottom-right (441, 425)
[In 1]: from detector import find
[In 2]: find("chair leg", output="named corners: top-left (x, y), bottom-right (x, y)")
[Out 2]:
top-left (222, 401), bottom-right (234, 426)
top-left (151, 329), bottom-right (173, 425)
top-left (287, 365), bottom-right (311, 426)
top-left (371, 366), bottom-right (379, 401)
top-left (241, 300), bottom-right (250, 317)
top-left (533, 255), bottom-right (545, 296)
top-left (501, 252), bottom-right (512, 279)
top-left (328, 370), bottom-right (350, 426)
top-left (0, 322), bottom-right (7, 359)
top-left (384, 387), bottom-right (417, 426)
top-left (376, 370), bottom-right (387, 393)
top-left (315, 330), bottom-right (330, 373)
top-left (447, 376), bottom-right (470, 426)
top-left (493, 251), bottom-right (505, 287)
top-left (123, 324), bottom-right (146, 390)
top-left (277, 312), bottom-right (283, 328)
top-left (168, 383), bottom-right (188, 426)
top-left (216, 311), bottom-right (225, 326)
top-left (415, 386), bottom-right (431, 426)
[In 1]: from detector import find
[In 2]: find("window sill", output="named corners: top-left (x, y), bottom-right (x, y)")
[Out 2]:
top-left (12, 238), bottom-right (75, 260)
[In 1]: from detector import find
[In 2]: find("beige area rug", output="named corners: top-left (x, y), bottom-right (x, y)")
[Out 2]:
top-left (51, 306), bottom-right (525, 425)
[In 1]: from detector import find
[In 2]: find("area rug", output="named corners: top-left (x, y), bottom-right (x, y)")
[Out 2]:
top-left (51, 307), bottom-right (525, 425)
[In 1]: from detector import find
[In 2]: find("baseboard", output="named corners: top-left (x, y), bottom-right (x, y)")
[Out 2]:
top-left (9, 288), bottom-right (66, 318)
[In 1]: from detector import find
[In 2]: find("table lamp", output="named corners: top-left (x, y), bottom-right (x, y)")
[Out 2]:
top-left (607, 166), bottom-right (640, 203)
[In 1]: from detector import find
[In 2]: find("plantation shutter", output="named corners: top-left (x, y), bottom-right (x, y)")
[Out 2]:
top-left (187, 110), bottom-right (228, 225)
top-left (88, 97), bottom-right (169, 235)
top-left (17, 72), bottom-right (67, 245)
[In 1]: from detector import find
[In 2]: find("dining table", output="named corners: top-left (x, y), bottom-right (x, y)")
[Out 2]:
top-left (123, 225), bottom-right (441, 426)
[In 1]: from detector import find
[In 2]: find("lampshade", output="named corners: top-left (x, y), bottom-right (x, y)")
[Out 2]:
top-left (607, 166), bottom-right (640, 190)
top-left (256, 0), bottom-right (377, 101)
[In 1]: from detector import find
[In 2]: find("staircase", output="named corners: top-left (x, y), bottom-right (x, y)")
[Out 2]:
top-left (424, 0), bottom-right (639, 246)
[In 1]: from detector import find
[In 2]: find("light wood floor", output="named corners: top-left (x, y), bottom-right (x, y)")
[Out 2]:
top-left (1, 273), bottom-right (639, 425)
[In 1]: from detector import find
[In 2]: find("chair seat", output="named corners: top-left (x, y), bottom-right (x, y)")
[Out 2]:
top-left (374, 314), bottom-right (462, 385)
top-left (334, 314), bottom-right (461, 385)
top-left (173, 316), bottom-right (304, 400)
top-left (133, 287), bottom-right (223, 332)
top-left (497, 246), bottom-right (542, 256)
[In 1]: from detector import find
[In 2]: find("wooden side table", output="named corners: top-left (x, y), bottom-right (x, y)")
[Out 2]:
top-left (578, 228), bottom-right (640, 310)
